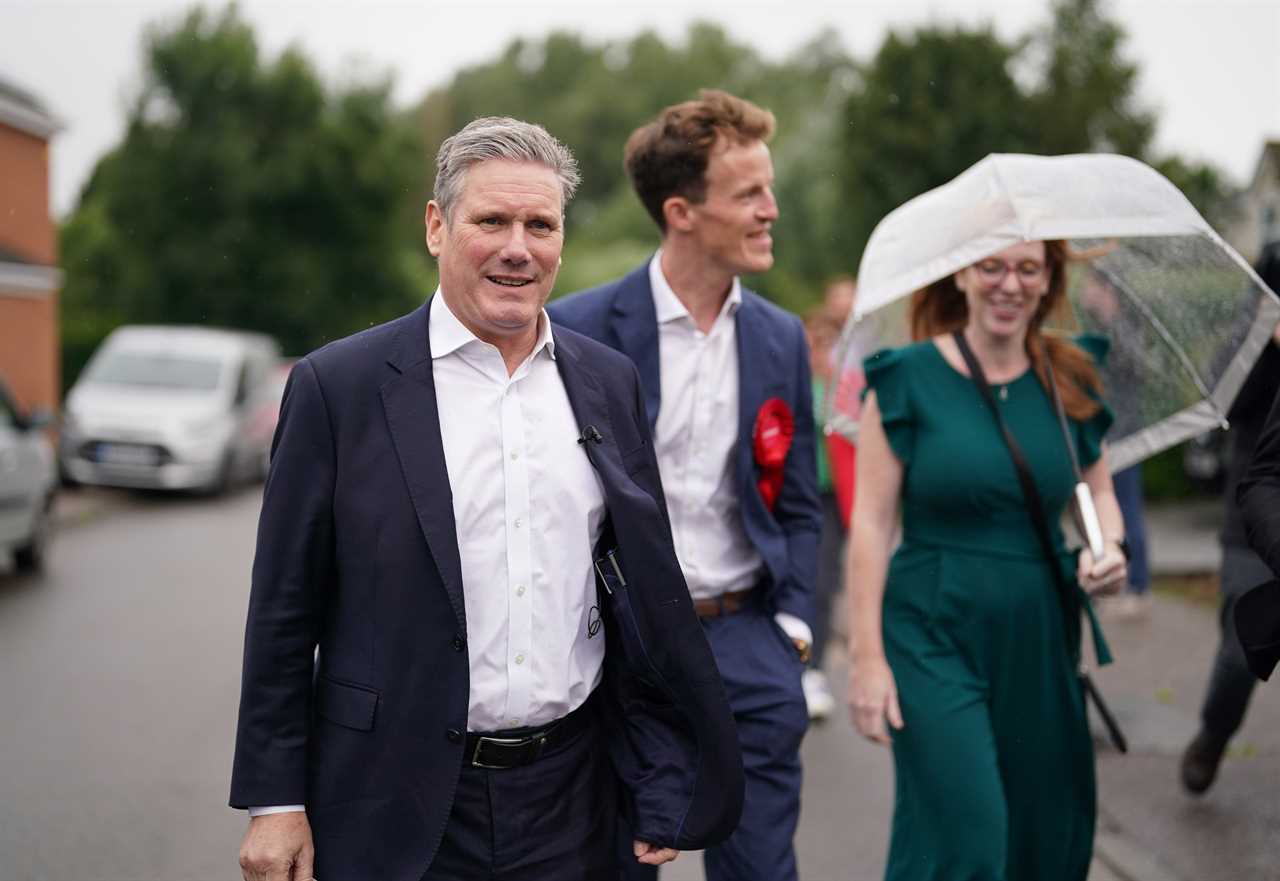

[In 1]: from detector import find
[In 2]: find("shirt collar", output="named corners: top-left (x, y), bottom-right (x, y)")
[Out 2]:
top-left (648, 250), bottom-right (742, 326)
top-left (429, 289), bottom-right (557, 362)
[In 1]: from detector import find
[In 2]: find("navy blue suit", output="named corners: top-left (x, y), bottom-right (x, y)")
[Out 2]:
top-left (549, 263), bottom-right (822, 881)
top-left (229, 298), bottom-right (744, 881)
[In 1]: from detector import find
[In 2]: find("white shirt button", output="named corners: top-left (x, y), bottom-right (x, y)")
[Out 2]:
top-left (510, 451), bottom-right (519, 460)
top-left (515, 584), bottom-right (526, 596)
top-left (515, 653), bottom-right (525, 665)
top-left (514, 517), bottom-right (523, 528)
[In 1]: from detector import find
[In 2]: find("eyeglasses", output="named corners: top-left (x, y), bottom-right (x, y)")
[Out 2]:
top-left (973, 258), bottom-right (1049, 286)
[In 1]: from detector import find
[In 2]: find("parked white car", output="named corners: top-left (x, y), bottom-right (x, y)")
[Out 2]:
top-left (0, 378), bottom-right (56, 573)
top-left (60, 326), bottom-right (283, 493)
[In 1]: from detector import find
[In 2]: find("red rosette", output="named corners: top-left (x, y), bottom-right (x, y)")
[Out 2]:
top-left (753, 397), bottom-right (794, 511)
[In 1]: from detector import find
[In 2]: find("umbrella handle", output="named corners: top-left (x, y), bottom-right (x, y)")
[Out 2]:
top-left (1074, 482), bottom-right (1106, 561)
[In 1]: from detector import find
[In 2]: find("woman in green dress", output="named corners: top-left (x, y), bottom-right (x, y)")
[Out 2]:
top-left (845, 239), bottom-right (1130, 881)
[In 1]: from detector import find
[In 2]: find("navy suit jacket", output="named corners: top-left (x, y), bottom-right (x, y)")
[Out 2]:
top-left (548, 262), bottom-right (822, 628)
top-left (229, 298), bottom-right (744, 881)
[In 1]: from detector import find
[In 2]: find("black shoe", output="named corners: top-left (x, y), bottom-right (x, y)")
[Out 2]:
top-left (1180, 729), bottom-right (1229, 795)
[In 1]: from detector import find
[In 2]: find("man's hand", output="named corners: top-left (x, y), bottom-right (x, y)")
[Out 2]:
top-left (239, 812), bottom-right (315, 881)
top-left (633, 839), bottom-right (680, 866)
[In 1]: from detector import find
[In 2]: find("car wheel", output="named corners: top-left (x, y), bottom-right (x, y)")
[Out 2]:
top-left (14, 495), bottom-right (52, 574)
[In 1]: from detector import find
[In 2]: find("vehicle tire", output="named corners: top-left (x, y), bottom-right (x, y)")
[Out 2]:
top-left (14, 495), bottom-right (52, 574)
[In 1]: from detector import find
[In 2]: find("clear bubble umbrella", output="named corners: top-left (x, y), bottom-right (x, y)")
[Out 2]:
top-left (829, 152), bottom-right (1280, 476)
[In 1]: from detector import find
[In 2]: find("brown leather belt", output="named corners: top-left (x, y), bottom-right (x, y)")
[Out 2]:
top-left (693, 588), bottom-right (755, 618)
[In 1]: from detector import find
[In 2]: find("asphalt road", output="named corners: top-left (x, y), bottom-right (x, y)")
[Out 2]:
top-left (0, 487), bottom-right (260, 881)
top-left (1, 488), bottom-right (1271, 881)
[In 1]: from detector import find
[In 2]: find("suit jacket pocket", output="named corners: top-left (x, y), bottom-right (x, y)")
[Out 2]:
top-left (620, 440), bottom-right (651, 476)
top-left (315, 675), bottom-right (379, 731)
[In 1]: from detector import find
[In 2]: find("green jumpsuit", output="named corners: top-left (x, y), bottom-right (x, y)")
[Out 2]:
top-left (865, 339), bottom-right (1114, 881)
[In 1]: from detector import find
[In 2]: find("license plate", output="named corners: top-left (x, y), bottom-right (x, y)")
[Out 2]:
top-left (97, 443), bottom-right (159, 467)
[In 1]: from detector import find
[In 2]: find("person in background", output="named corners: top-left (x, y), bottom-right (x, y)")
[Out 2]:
top-left (1180, 241), bottom-right (1280, 795)
top-left (550, 89), bottom-right (820, 881)
top-left (803, 307), bottom-right (843, 721)
top-left (1080, 272), bottom-right (1153, 619)
top-left (1109, 465), bottom-right (1152, 617)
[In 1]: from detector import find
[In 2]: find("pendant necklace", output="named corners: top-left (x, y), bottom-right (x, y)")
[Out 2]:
top-left (999, 384), bottom-right (1009, 402)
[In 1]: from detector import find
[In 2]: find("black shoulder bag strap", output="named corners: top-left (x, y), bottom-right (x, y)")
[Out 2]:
top-left (952, 331), bottom-right (1128, 753)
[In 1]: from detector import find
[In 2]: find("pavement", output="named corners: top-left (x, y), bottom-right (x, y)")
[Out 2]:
top-left (36, 489), bottom-right (1276, 881)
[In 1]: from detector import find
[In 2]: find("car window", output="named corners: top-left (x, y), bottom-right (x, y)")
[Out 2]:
top-left (84, 350), bottom-right (224, 392)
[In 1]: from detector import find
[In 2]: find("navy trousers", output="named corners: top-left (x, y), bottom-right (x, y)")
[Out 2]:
top-left (622, 602), bottom-right (809, 881)
top-left (423, 713), bottom-right (616, 881)
top-left (1112, 465), bottom-right (1151, 593)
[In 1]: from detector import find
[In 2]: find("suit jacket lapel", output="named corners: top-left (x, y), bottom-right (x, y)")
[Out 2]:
top-left (735, 292), bottom-right (785, 487)
top-left (552, 331), bottom-right (616, 469)
top-left (380, 299), bottom-right (466, 631)
top-left (609, 263), bottom-right (662, 434)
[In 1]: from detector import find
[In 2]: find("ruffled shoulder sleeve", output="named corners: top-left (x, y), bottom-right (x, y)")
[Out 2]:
top-left (1072, 333), bottom-right (1114, 468)
top-left (862, 345), bottom-right (916, 466)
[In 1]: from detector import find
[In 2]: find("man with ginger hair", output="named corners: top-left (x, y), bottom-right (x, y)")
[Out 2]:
top-left (550, 90), bottom-right (820, 881)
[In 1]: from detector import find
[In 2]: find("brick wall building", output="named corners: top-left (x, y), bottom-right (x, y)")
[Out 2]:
top-left (0, 76), bottom-right (62, 415)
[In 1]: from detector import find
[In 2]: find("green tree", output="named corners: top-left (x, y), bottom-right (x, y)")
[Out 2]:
top-left (60, 5), bottom-right (430, 385)
top-left (835, 0), bottom-right (1232, 269)
top-left (838, 26), bottom-right (1036, 266)
top-left (1026, 0), bottom-right (1156, 156)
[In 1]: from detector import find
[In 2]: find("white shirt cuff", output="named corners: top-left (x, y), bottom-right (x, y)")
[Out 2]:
top-left (774, 612), bottom-right (813, 647)
top-left (248, 805), bottom-right (305, 817)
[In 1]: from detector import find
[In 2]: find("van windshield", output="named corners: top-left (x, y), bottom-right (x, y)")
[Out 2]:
top-left (85, 351), bottom-right (225, 392)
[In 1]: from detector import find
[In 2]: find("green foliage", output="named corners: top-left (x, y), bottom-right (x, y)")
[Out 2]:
top-left (1025, 0), bottom-right (1155, 156)
top-left (59, 5), bottom-right (429, 387)
top-left (415, 22), bottom-right (859, 307)
top-left (62, 0), bottom-right (1239, 430)
top-left (838, 25), bottom-right (1036, 266)
top-left (835, 0), bottom-right (1220, 269)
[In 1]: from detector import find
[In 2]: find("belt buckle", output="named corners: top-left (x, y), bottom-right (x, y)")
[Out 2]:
top-left (471, 735), bottom-right (527, 770)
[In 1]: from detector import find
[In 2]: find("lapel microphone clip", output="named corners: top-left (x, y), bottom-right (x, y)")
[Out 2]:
top-left (577, 425), bottom-right (604, 446)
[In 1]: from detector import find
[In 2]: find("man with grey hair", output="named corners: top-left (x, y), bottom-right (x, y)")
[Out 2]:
top-left (230, 116), bottom-right (743, 881)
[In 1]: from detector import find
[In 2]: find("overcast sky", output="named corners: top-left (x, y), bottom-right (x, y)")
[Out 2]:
top-left (3, 0), bottom-right (1278, 218)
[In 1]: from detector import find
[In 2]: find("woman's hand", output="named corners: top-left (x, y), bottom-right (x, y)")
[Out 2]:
top-left (1077, 542), bottom-right (1128, 596)
top-left (847, 654), bottom-right (904, 746)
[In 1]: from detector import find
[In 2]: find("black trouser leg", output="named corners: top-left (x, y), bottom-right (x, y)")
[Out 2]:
top-left (1200, 545), bottom-right (1272, 739)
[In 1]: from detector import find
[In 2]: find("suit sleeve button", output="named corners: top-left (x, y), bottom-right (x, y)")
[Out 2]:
top-left (452, 635), bottom-right (465, 652)
top-left (447, 728), bottom-right (462, 743)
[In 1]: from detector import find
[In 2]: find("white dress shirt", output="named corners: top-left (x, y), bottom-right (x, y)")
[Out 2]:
top-left (651, 255), bottom-right (762, 598)
top-left (250, 292), bottom-right (606, 817)
top-left (649, 255), bottom-right (811, 646)
top-left (429, 290), bottom-right (606, 733)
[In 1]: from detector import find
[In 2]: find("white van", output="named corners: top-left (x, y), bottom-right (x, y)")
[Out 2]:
top-left (60, 326), bottom-right (283, 493)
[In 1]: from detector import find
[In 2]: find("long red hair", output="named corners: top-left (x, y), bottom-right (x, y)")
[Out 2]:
top-left (909, 240), bottom-right (1104, 420)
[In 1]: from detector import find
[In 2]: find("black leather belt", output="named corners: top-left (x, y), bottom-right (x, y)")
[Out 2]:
top-left (465, 699), bottom-right (592, 770)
